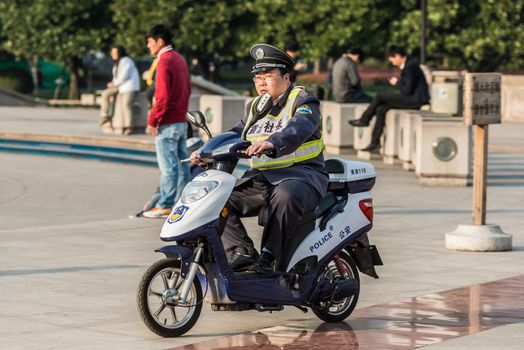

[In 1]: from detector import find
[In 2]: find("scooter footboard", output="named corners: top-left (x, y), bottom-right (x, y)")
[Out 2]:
top-left (228, 273), bottom-right (317, 305)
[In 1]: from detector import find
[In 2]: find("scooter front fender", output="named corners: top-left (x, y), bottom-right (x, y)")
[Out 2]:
top-left (155, 245), bottom-right (193, 275)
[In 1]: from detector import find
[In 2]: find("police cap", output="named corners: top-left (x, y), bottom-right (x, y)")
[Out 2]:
top-left (250, 43), bottom-right (295, 74)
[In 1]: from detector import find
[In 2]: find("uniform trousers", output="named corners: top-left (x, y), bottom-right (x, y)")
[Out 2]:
top-left (222, 174), bottom-right (322, 263)
top-left (360, 92), bottom-right (425, 144)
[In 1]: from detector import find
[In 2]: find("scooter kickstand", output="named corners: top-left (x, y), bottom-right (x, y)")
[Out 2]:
top-left (294, 305), bottom-right (308, 313)
top-left (254, 304), bottom-right (284, 313)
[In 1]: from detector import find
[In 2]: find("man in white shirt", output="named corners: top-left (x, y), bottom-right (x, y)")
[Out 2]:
top-left (99, 46), bottom-right (140, 134)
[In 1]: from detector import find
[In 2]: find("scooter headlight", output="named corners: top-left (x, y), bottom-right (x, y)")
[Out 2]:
top-left (180, 181), bottom-right (219, 204)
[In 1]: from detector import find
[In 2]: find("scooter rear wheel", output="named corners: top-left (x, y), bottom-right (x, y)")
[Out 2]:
top-left (311, 251), bottom-right (360, 322)
top-left (137, 258), bottom-right (203, 337)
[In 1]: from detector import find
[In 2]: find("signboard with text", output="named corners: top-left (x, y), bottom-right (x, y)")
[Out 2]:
top-left (463, 73), bottom-right (501, 126)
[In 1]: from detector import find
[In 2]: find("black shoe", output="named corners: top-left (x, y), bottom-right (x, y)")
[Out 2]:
top-left (229, 250), bottom-right (258, 271)
top-left (252, 251), bottom-right (275, 273)
top-left (361, 143), bottom-right (380, 152)
top-left (349, 119), bottom-right (369, 127)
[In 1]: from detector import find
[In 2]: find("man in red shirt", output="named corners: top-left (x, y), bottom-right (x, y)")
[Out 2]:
top-left (143, 24), bottom-right (191, 218)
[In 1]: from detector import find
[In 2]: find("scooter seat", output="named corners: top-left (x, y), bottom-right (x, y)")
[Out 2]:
top-left (257, 191), bottom-right (338, 227)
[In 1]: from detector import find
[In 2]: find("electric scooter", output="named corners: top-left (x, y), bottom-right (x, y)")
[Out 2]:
top-left (137, 109), bottom-right (383, 338)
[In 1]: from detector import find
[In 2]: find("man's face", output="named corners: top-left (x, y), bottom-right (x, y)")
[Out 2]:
top-left (388, 54), bottom-right (405, 67)
top-left (347, 53), bottom-right (360, 63)
top-left (110, 48), bottom-right (119, 61)
top-left (147, 37), bottom-right (164, 56)
top-left (286, 50), bottom-right (298, 59)
top-left (252, 69), bottom-right (290, 99)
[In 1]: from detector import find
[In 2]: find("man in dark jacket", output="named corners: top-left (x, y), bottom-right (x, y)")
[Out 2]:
top-left (349, 45), bottom-right (430, 152)
top-left (332, 48), bottom-right (372, 103)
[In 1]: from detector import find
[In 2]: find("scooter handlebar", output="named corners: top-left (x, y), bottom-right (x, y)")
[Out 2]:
top-left (230, 141), bottom-right (252, 159)
top-left (231, 141), bottom-right (273, 159)
top-left (236, 149), bottom-right (273, 158)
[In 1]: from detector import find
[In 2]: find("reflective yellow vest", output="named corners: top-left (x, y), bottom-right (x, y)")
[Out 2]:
top-left (243, 87), bottom-right (324, 170)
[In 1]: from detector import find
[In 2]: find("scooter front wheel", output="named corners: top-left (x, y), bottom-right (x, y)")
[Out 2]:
top-left (311, 251), bottom-right (360, 322)
top-left (137, 258), bottom-right (203, 337)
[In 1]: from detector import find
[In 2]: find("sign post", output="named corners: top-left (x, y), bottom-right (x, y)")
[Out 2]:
top-left (472, 124), bottom-right (488, 225)
top-left (445, 73), bottom-right (512, 251)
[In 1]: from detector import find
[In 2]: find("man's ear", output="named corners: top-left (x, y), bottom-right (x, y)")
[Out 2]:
top-left (284, 73), bottom-right (291, 83)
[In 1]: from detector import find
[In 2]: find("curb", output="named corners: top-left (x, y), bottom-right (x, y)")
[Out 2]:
top-left (0, 131), bottom-right (155, 150)
top-left (0, 132), bottom-right (157, 167)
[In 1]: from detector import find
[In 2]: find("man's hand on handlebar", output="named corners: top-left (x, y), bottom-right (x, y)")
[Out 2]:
top-left (246, 140), bottom-right (275, 158)
top-left (189, 151), bottom-right (207, 168)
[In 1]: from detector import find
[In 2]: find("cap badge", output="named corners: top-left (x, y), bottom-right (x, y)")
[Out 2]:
top-left (255, 48), bottom-right (265, 59)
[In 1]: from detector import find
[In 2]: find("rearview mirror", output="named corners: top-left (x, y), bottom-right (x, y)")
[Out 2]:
top-left (186, 111), bottom-right (206, 127)
top-left (186, 110), bottom-right (213, 139)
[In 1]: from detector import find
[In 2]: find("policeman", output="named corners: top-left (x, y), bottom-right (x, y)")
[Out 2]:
top-left (192, 44), bottom-right (328, 272)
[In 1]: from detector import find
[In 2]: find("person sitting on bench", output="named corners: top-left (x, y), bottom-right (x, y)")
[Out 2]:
top-left (99, 46), bottom-right (140, 135)
top-left (349, 45), bottom-right (430, 152)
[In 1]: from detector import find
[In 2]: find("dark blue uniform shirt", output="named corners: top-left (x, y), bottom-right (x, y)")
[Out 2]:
top-left (230, 85), bottom-right (329, 198)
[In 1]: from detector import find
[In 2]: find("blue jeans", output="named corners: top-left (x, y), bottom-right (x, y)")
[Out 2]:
top-left (155, 123), bottom-right (191, 208)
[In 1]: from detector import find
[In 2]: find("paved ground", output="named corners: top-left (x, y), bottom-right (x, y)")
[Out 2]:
top-left (0, 106), bottom-right (523, 349)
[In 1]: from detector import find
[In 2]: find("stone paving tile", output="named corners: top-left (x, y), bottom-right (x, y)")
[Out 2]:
top-left (1, 111), bottom-right (523, 349)
top-left (168, 275), bottom-right (524, 350)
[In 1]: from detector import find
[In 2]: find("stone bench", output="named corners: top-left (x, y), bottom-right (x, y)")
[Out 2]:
top-left (199, 95), bottom-right (250, 139)
top-left (396, 110), bottom-right (433, 170)
top-left (352, 106), bottom-right (429, 161)
top-left (321, 101), bottom-right (368, 154)
top-left (382, 108), bottom-right (432, 168)
top-left (411, 115), bottom-right (471, 186)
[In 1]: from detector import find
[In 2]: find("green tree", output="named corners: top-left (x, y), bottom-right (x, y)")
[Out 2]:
top-left (391, 0), bottom-right (524, 71)
top-left (107, 0), bottom-right (524, 83)
top-left (0, 0), bottom-right (113, 98)
top-left (112, 0), bottom-right (259, 80)
top-left (252, 0), bottom-right (401, 61)
top-left (112, 0), bottom-right (402, 79)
